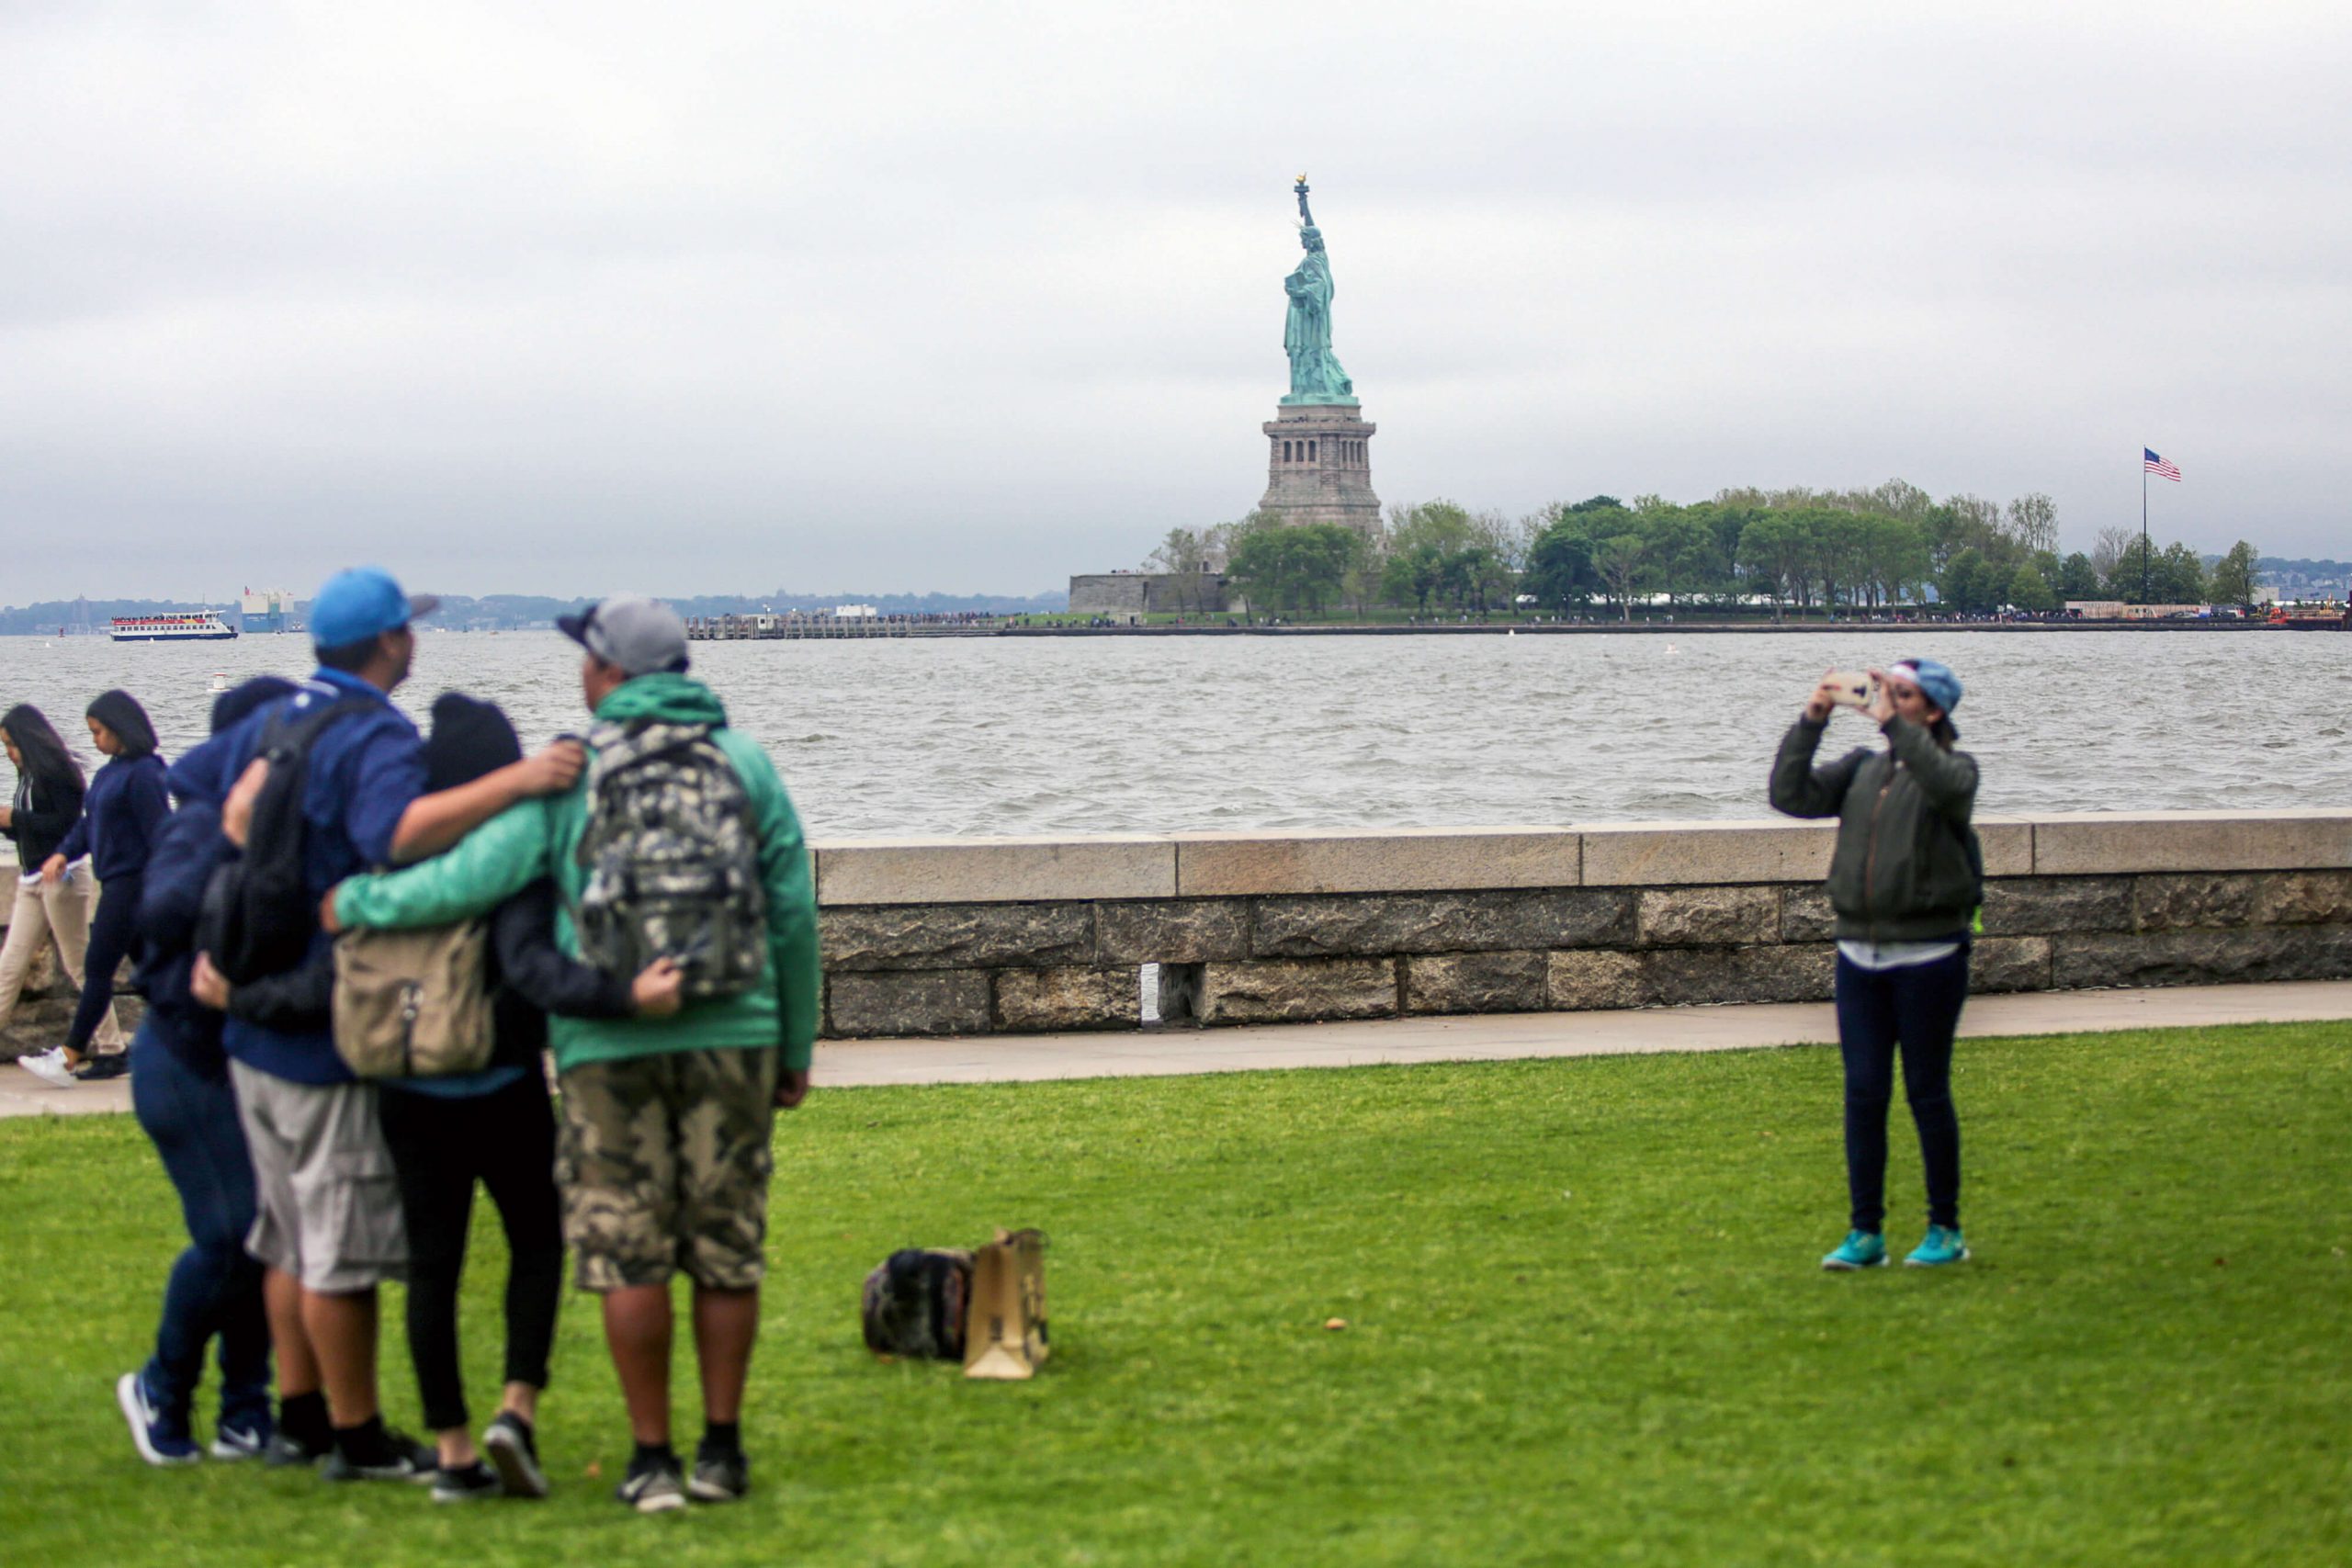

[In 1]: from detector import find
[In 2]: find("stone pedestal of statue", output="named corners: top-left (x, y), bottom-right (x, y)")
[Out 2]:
top-left (1259, 402), bottom-right (1381, 535)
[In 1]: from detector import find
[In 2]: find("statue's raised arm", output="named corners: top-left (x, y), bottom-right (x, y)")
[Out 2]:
top-left (1295, 175), bottom-right (1316, 227)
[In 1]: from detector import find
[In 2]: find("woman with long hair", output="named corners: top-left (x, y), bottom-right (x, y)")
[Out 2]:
top-left (1770, 659), bottom-right (1979, 1270)
top-left (1, 705), bottom-right (127, 1062)
top-left (23, 690), bottom-right (170, 1086)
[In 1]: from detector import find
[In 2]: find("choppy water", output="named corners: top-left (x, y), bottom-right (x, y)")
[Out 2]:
top-left (1, 629), bottom-right (2338, 836)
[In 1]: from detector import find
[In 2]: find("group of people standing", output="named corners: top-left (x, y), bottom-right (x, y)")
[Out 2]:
top-left (4, 567), bottom-right (820, 1516)
top-left (6, 577), bottom-right (1988, 1512)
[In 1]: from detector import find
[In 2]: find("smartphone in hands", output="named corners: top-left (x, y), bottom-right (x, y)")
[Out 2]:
top-left (1822, 671), bottom-right (1875, 709)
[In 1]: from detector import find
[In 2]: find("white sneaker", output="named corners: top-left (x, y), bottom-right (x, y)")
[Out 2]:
top-left (18, 1049), bottom-right (77, 1088)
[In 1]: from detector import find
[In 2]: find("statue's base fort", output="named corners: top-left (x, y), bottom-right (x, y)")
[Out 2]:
top-left (1259, 401), bottom-right (1380, 535)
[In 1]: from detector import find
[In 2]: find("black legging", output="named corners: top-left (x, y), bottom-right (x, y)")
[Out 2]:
top-left (1832, 945), bottom-right (1967, 1234)
top-left (376, 1070), bottom-right (563, 1434)
top-left (66, 872), bottom-right (140, 1055)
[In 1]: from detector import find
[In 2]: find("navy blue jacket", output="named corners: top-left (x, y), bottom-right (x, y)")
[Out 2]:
top-left (57, 753), bottom-right (171, 882)
top-left (138, 732), bottom-right (335, 1077)
top-left (175, 671), bottom-right (426, 1085)
top-left (135, 799), bottom-right (232, 1077)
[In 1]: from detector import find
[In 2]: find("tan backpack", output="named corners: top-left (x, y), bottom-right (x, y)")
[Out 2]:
top-left (331, 922), bottom-right (496, 1079)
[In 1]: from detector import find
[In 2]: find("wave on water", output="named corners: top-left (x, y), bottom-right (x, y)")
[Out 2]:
top-left (10, 629), bottom-right (2349, 835)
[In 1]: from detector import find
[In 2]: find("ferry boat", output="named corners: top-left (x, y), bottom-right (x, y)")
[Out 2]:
top-left (109, 610), bottom-right (239, 642)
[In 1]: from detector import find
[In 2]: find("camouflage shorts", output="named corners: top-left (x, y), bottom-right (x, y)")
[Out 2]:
top-left (554, 1046), bottom-right (779, 1292)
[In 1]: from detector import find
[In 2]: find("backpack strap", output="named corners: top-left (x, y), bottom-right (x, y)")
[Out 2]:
top-left (259, 692), bottom-right (380, 758)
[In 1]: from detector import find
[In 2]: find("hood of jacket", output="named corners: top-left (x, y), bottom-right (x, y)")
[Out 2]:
top-left (594, 671), bottom-right (728, 731)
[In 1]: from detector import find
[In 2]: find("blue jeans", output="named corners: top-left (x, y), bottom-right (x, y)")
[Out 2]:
top-left (129, 1024), bottom-right (272, 1430)
top-left (1833, 948), bottom-right (1968, 1234)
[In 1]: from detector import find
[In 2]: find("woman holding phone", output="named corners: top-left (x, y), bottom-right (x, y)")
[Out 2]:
top-left (1770, 660), bottom-right (1977, 1270)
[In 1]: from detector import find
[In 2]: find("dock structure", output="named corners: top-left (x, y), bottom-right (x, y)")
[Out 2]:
top-left (684, 611), bottom-right (1002, 641)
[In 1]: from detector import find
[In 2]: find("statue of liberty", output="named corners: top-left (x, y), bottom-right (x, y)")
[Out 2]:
top-left (1283, 177), bottom-right (1357, 405)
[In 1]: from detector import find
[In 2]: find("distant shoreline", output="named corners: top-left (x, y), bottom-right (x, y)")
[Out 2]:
top-left (989, 619), bottom-right (2293, 637)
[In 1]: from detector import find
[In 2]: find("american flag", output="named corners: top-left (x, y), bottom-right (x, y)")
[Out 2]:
top-left (2144, 447), bottom-right (2182, 481)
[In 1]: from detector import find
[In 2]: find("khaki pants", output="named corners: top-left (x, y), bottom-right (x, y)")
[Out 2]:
top-left (0, 874), bottom-right (126, 1052)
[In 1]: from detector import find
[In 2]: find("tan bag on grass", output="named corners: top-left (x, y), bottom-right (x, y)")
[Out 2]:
top-left (331, 922), bottom-right (495, 1079)
top-left (964, 1228), bottom-right (1049, 1381)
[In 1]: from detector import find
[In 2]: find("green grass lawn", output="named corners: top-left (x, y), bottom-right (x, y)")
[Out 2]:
top-left (2, 1024), bottom-right (2346, 1566)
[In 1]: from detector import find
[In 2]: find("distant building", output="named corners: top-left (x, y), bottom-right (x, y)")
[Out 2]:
top-left (240, 587), bottom-right (297, 634)
top-left (1068, 567), bottom-right (1234, 615)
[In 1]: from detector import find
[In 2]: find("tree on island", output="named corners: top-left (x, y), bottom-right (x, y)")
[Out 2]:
top-left (1226, 519), bottom-right (1361, 618)
top-left (2007, 562), bottom-right (2056, 614)
top-left (1120, 472), bottom-right (2269, 623)
top-left (2208, 540), bottom-right (2261, 608)
top-left (2056, 552), bottom-right (2102, 601)
top-left (1591, 534), bottom-right (1652, 623)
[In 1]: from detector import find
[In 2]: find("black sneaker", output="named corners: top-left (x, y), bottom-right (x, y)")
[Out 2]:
top-left (264, 1429), bottom-right (334, 1468)
top-left (431, 1459), bottom-right (503, 1504)
top-left (688, 1441), bottom-right (749, 1504)
top-left (75, 1053), bottom-right (130, 1081)
top-left (482, 1412), bottom-right (549, 1500)
top-left (321, 1427), bottom-right (436, 1483)
top-left (614, 1452), bottom-right (687, 1514)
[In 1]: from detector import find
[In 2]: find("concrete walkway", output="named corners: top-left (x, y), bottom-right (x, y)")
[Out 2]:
top-left (7, 980), bottom-right (2349, 1121)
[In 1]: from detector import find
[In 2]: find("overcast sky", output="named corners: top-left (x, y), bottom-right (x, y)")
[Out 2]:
top-left (4, 2), bottom-right (2346, 602)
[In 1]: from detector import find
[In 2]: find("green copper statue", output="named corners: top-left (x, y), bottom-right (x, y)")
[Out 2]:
top-left (1282, 176), bottom-right (1358, 406)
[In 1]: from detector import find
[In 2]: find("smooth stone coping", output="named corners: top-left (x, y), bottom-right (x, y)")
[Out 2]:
top-left (14, 814), bottom-right (2352, 915)
top-left (2030, 810), bottom-right (2352, 876)
top-left (1172, 828), bottom-right (1583, 897)
top-left (814, 835), bottom-right (1176, 907)
top-left (807, 810), bottom-right (2352, 906)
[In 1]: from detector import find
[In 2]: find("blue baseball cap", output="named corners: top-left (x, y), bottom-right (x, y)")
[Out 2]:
top-left (1892, 658), bottom-right (1962, 727)
top-left (311, 567), bottom-right (438, 650)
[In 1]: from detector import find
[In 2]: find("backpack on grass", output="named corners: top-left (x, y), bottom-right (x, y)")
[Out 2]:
top-left (571, 719), bottom-right (767, 1002)
top-left (861, 1248), bottom-right (975, 1360)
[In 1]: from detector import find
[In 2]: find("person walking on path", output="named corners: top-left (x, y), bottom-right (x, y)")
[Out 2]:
top-left (327, 594), bottom-right (821, 1516)
top-left (0, 705), bottom-right (125, 1059)
top-left (373, 693), bottom-right (686, 1505)
top-left (24, 690), bottom-right (168, 1086)
top-left (112, 676), bottom-right (299, 1466)
top-left (180, 566), bottom-right (585, 1483)
top-left (1770, 659), bottom-right (1979, 1271)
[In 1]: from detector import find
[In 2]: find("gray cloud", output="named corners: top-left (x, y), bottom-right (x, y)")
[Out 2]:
top-left (3, 1), bottom-right (2347, 601)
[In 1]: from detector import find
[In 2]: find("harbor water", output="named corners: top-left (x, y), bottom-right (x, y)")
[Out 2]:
top-left (1, 629), bottom-right (2338, 836)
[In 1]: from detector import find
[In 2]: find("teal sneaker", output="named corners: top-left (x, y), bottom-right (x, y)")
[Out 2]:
top-left (1821, 1230), bottom-right (1887, 1270)
top-left (1905, 1225), bottom-right (1970, 1267)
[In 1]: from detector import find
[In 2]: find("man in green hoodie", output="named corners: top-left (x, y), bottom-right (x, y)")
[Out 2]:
top-left (326, 595), bottom-right (820, 1514)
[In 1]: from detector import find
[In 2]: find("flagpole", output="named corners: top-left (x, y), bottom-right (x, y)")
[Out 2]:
top-left (2141, 455), bottom-right (2150, 604)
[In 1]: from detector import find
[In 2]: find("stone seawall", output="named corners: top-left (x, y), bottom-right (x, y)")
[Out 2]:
top-left (15, 812), bottom-right (2352, 1046)
top-left (808, 814), bottom-right (2352, 1038)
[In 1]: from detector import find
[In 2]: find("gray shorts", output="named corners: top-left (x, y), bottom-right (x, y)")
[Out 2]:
top-left (230, 1061), bottom-right (408, 1293)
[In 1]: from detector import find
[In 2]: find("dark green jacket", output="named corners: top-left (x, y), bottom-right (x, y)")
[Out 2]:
top-left (1770, 715), bottom-right (1980, 942)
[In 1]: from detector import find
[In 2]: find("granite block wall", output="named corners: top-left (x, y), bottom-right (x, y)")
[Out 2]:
top-left (802, 815), bottom-right (2352, 1038)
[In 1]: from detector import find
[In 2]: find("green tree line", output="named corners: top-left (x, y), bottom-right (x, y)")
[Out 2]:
top-left (1146, 480), bottom-right (2263, 620)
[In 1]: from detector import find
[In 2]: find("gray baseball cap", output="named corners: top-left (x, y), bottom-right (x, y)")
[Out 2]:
top-left (557, 594), bottom-right (690, 676)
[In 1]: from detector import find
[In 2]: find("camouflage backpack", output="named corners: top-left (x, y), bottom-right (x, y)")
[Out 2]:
top-left (861, 1248), bottom-right (975, 1359)
top-left (572, 718), bottom-right (767, 1002)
